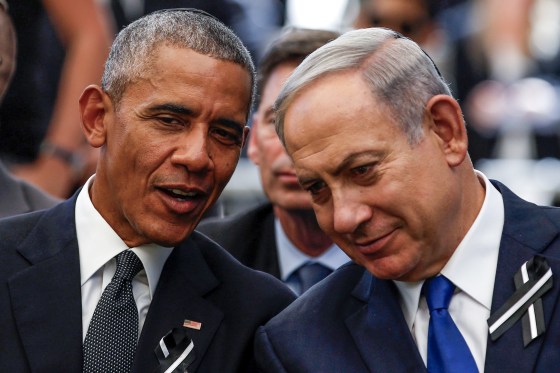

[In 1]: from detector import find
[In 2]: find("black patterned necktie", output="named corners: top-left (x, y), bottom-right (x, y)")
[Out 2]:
top-left (297, 262), bottom-right (332, 294)
top-left (83, 250), bottom-right (144, 373)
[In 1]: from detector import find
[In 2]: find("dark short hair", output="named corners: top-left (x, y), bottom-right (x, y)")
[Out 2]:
top-left (256, 28), bottom-right (340, 106)
top-left (102, 8), bottom-right (256, 115)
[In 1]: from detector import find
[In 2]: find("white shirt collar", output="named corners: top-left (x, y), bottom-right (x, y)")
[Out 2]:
top-left (75, 175), bottom-right (174, 298)
top-left (394, 170), bottom-right (504, 329)
top-left (275, 218), bottom-right (350, 281)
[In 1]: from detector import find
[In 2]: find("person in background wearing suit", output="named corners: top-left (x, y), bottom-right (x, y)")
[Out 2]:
top-left (0, 9), bottom-right (295, 373)
top-left (198, 28), bottom-right (349, 296)
top-left (255, 27), bottom-right (560, 372)
top-left (0, 1), bottom-right (60, 218)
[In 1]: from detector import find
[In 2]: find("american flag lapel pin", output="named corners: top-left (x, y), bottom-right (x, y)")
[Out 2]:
top-left (183, 319), bottom-right (202, 330)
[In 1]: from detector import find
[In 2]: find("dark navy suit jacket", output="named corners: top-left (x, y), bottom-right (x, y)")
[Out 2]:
top-left (197, 203), bottom-right (281, 278)
top-left (0, 194), bottom-right (295, 372)
top-left (255, 181), bottom-right (560, 372)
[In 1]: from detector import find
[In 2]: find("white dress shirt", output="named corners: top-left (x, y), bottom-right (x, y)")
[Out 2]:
top-left (394, 171), bottom-right (504, 372)
top-left (275, 218), bottom-right (350, 295)
top-left (76, 175), bottom-right (174, 341)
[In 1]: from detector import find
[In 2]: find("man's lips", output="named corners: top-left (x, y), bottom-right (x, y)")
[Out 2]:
top-left (276, 171), bottom-right (299, 185)
top-left (354, 228), bottom-right (397, 256)
top-left (155, 185), bottom-right (209, 214)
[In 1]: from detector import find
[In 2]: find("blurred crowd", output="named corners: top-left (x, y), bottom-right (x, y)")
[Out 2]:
top-left (1, 0), bottom-right (560, 205)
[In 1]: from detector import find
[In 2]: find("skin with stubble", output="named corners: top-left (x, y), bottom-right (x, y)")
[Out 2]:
top-left (249, 60), bottom-right (333, 256)
top-left (283, 71), bottom-right (485, 281)
top-left (79, 46), bottom-right (251, 248)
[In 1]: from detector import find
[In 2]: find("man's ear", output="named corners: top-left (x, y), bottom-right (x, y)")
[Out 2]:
top-left (246, 113), bottom-right (260, 165)
top-left (79, 85), bottom-right (113, 148)
top-left (426, 94), bottom-right (468, 167)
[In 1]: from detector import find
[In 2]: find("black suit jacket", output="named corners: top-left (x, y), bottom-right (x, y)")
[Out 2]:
top-left (0, 195), bottom-right (295, 372)
top-left (255, 181), bottom-right (560, 372)
top-left (197, 203), bottom-right (281, 278)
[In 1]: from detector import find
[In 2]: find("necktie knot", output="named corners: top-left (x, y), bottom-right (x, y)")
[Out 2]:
top-left (425, 275), bottom-right (455, 312)
top-left (115, 250), bottom-right (143, 282)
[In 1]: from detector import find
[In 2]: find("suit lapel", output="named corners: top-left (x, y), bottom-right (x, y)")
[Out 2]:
top-left (485, 182), bottom-right (560, 373)
top-left (345, 272), bottom-right (426, 373)
top-left (134, 237), bottom-right (223, 373)
top-left (8, 198), bottom-right (83, 372)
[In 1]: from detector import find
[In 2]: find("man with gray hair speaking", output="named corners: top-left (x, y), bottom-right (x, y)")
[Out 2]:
top-left (255, 27), bottom-right (560, 372)
top-left (0, 9), bottom-right (294, 373)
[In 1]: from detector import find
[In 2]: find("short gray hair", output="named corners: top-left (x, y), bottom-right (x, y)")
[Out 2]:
top-left (102, 9), bottom-right (256, 115)
top-left (274, 27), bottom-right (452, 145)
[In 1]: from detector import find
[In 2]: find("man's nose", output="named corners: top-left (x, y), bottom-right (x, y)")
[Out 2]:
top-left (170, 126), bottom-right (212, 173)
top-left (331, 191), bottom-right (372, 234)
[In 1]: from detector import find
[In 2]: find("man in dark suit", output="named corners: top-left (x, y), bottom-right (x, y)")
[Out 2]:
top-left (255, 27), bottom-right (560, 372)
top-left (0, 2), bottom-right (60, 218)
top-left (0, 9), bottom-right (295, 372)
top-left (198, 28), bottom-right (349, 296)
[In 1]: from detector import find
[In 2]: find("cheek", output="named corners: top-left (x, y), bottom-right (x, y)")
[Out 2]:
top-left (262, 138), bottom-right (286, 161)
top-left (314, 204), bottom-right (335, 235)
top-left (212, 151), bottom-right (241, 184)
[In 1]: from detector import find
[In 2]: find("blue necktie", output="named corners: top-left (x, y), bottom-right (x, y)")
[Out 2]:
top-left (297, 262), bottom-right (332, 294)
top-left (425, 275), bottom-right (478, 373)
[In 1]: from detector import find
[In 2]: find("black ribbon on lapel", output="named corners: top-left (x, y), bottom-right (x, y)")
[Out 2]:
top-left (154, 327), bottom-right (196, 373)
top-left (514, 258), bottom-right (548, 346)
top-left (487, 256), bottom-right (553, 345)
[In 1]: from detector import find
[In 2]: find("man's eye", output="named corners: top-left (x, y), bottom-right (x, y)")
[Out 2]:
top-left (211, 127), bottom-right (241, 146)
top-left (352, 164), bottom-right (375, 176)
top-left (306, 181), bottom-right (326, 196)
top-left (158, 116), bottom-right (182, 126)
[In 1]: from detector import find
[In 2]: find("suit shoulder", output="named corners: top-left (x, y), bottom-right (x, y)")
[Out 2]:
top-left (266, 262), bottom-right (366, 327)
top-left (20, 181), bottom-right (62, 211)
top-left (190, 231), bottom-right (295, 305)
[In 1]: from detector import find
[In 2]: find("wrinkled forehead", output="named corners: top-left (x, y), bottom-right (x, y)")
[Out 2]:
top-left (282, 71), bottom-right (378, 148)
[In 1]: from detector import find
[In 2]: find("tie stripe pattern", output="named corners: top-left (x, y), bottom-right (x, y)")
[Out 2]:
top-left (425, 275), bottom-right (478, 373)
top-left (83, 250), bottom-right (144, 373)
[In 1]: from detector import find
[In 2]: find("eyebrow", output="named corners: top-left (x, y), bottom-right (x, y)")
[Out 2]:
top-left (331, 151), bottom-right (382, 176)
top-left (147, 103), bottom-right (245, 136)
top-left (297, 151), bottom-right (382, 186)
top-left (147, 103), bottom-right (193, 116)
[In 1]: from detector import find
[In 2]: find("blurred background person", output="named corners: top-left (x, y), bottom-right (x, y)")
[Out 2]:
top-left (0, 1), bottom-right (60, 218)
top-left (440, 0), bottom-right (560, 205)
top-left (351, 0), bottom-right (451, 75)
top-left (446, 0), bottom-right (560, 163)
top-left (198, 28), bottom-right (350, 296)
top-left (0, 0), bottom-right (113, 198)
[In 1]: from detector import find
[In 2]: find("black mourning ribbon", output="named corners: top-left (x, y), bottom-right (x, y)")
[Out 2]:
top-left (154, 327), bottom-right (196, 373)
top-left (487, 256), bottom-right (553, 346)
